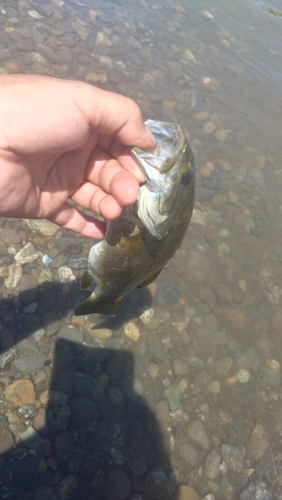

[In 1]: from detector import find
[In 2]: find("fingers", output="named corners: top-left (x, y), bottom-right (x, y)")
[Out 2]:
top-left (48, 201), bottom-right (106, 238)
top-left (77, 83), bottom-right (156, 150)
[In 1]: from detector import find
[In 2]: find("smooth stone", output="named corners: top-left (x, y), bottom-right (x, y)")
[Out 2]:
top-left (0, 348), bottom-right (17, 369)
top-left (191, 208), bottom-right (207, 226)
top-left (31, 27), bottom-right (44, 44)
top-left (180, 443), bottom-right (198, 466)
top-left (240, 481), bottom-right (273, 500)
top-left (5, 379), bottom-right (35, 406)
top-left (0, 425), bottom-right (14, 454)
top-left (18, 404), bottom-right (37, 418)
top-left (67, 256), bottom-right (88, 269)
top-left (186, 250), bottom-right (209, 283)
top-left (155, 400), bottom-right (170, 422)
top-left (167, 60), bottom-right (182, 78)
top-left (124, 321), bottom-right (140, 341)
top-left (26, 219), bottom-right (59, 236)
top-left (257, 365), bottom-right (280, 387)
top-left (36, 43), bottom-right (60, 61)
top-left (19, 274), bottom-right (39, 304)
top-left (20, 426), bottom-right (43, 449)
top-left (0, 228), bottom-right (21, 244)
top-left (178, 486), bottom-right (200, 500)
top-left (145, 465), bottom-right (178, 500)
top-left (108, 469), bottom-right (130, 500)
top-left (203, 121), bottom-right (216, 134)
top-left (57, 46), bottom-right (73, 64)
top-left (173, 359), bottom-right (189, 375)
top-left (187, 420), bottom-right (210, 450)
top-left (73, 372), bottom-right (105, 400)
top-left (248, 419), bottom-right (270, 462)
top-left (215, 128), bottom-right (230, 142)
top-left (56, 236), bottom-right (82, 254)
top-left (205, 450), bottom-right (221, 480)
top-left (15, 243), bottom-right (40, 264)
top-left (164, 385), bottom-right (182, 411)
top-left (51, 254), bottom-right (69, 268)
top-left (203, 169), bottom-right (221, 190)
top-left (15, 355), bottom-right (44, 374)
top-left (221, 443), bottom-right (246, 473)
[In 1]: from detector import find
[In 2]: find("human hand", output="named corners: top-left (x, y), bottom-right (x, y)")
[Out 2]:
top-left (0, 74), bottom-right (155, 238)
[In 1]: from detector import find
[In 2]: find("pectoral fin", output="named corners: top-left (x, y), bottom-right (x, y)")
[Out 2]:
top-left (74, 294), bottom-right (123, 316)
top-left (137, 269), bottom-right (162, 288)
top-left (80, 268), bottom-right (95, 289)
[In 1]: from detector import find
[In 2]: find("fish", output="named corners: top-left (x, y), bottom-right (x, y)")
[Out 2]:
top-left (74, 119), bottom-right (195, 316)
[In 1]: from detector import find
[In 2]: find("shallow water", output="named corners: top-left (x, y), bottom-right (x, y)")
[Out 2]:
top-left (0, 0), bottom-right (282, 499)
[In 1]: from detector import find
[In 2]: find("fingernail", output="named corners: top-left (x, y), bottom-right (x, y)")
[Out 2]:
top-left (145, 126), bottom-right (156, 147)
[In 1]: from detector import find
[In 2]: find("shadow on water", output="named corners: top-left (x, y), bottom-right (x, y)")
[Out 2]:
top-left (0, 339), bottom-right (180, 500)
top-left (0, 280), bottom-right (154, 358)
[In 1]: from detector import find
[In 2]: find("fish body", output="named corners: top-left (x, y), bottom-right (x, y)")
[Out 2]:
top-left (74, 120), bottom-right (195, 316)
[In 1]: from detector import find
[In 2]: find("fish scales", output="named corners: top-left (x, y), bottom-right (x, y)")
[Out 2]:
top-left (74, 120), bottom-right (195, 316)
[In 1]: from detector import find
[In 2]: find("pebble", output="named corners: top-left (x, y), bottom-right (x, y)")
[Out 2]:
top-left (240, 481), bottom-right (274, 500)
top-left (215, 128), bottom-right (230, 142)
top-left (124, 321), bottom-right (140, 341)
top-left (222, 306), bottom-right (247, 330)
top-left (187, 420), bottom-right (210, 450)
top-left (144, 465), bottom-right (178, 500)
top-left (0, 227), bottom-right (21, 244)
top-left (186, 250), bottom-right (210, 282)
top-left (95, 31), bottom-right (111, 47)
top-left (164, 385), bottom-right (182, 411)
top-left (194, 111), bottom-right (210, 121)
top-left (58, 266), bottom-right (76, 283)
top-left (0, 424), bottom-right (14, 454)
top-left (191, 208), bottom-right (207, 226)
top-left (203, 121), bottom-right (216, 134)
top-left (5, 379), bottom-right (36, 406)
top-left (20, 426), bottom-right (43, 449)
top-left (178, 486), bottom-right (200, 500)
top-left (19, 274), bottom-right (39, 304)
top-left (248, 419), bottom-right (270, 462)
top-left (205, 450), bottom-right (221, 480)
top-left (5, 262), bottom-right (22, 289)
top-left (26, 219), bottom-right (59, 236)
top-left (180, 443), bottom-right (198, 466)
top-left (15, 355), bottom-right (45, 374)
top-left (15, 242), bottom-right (40, 264)
top-left (138, 306), bottom-right (154, 324)
top-left (237, 368), bottom-right (250, 383)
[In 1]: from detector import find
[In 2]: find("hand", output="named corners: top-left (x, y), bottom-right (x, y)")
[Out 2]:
top-left (0, 74), bottom-right (155, 238)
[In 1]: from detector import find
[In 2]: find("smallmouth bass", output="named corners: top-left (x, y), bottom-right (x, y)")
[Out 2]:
top-left (74, 120), bottom-right (195, 316)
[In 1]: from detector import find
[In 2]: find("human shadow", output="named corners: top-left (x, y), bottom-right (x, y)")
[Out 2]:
top-left (0, 338), bottom-right (180, 500)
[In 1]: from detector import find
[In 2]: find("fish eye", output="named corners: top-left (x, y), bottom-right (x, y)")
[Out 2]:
top-left (181, 172), bottom-right (192, 186)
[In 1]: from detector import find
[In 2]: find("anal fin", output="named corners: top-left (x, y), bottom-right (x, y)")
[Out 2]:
top-left (80, 268), bottom-right (95, 289)
top-left (74, 294), bottom-right (123, 316)
top-left (137, 268), bottom-right (162, 288)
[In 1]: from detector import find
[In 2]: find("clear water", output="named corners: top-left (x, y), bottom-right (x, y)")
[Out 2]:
top-left (0, 0), bottom-right (282, 498)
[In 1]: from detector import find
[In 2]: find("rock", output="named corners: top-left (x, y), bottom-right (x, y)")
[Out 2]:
top-left (95, 31), bottom-right (111, 47)
top-left (180, 443), bottom-right (198, 466)
top-left (15, 242), bottom-right (40, 264)
top-left (0, 227), bottom-right (21, 244)
top-left (248, 419), bottom-right (270, 462)
top-left (51, 254), bottom-right (69, 268)
top-left (222, 306), bottom-right (247, 331)
top-left (240, 481), bottom-right (274, 500)
top-left (203, 121), bottom-right (216, 134)
top-left (19, 274), bottom-right (38, 304)
top-left (5, 263), bottom-right (23, 289)
top-left (56, 236), bottom-right (82, 254)
top-left (173, 359), bottom-right (189, 375)
top-left (67, 257), bottom-right (88, 269)
top-left (26, 219), bottom-right (59, 236)
top-left (18, 404), bottom-right (37, 418)
top-left (124, 321), bottom-right (140, 341)
top-left (70, 396), bottom-right (96, 428)
top-left (155, 400), bottom-right (170, 422)
top-left (0, 347), bottom-right (17, 368)
top-left (20, 426), bottom-right (43, 449)
top-left (73, 372), bottom-right (105, 400)
top-left (221, 443), bottom-right (246, 472)
top-left (58, 266), bottom-right (76, 283)
top-left (191, 208), bottom-right (207, 226)
top-left (258, 365), bottom-right (280, 387)
top-left (205, 450), bottom-right (221, 480)
top-left (164, 385), bottom-right (182, 411)
top-left (15, 355), bottom-right (44, 374)
top-left (5, 379), bottom-right (36, 406)
top-left (186, 250), bottom-right (209, 283)
top-left (167, 60), bottom-right (182, 78)
top-left (86, 326), bottom-right (112, 339)
top-left (215, 128), bottom-right (230, 142)
top-left (178, 486), bottom-right (200, 500)
top-left (36, 43), bottom-right (60, 62)
top-left (0, 424), bottom-right (14, 454)
top-left (187, 420), bottom-right (210, 450)
top-left (108, 469), bottom-right (130, 500)
top-left (57, 46), bottom-right (73, 64)
top-left (194, 111), bottom-right (210, 121)
top-left (145, 465), bottom-right (178, 500)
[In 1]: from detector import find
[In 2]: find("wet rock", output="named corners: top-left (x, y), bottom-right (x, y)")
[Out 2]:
top-left (205, 450), bottom-right (221, 480)
top-left (178, 486), bottom-right (200, 500)
top-left (56, 236), bottom-right (82, 254)
top-left (124, 321), bottom-right (140, 341)
top-left (221, 443), bottom-right (246, 472)
top-left (180, 443), bottom-right (198, 466)
top-left (33, 408), bottom-right (47, 432)
top-left (26, 219), bottom-right (59, 236)
top-left (54, 432), bottom-right (73, 462)
top-left (203, 170), bottom-right (221, 190)
top-left (215, 356), bottom-right (233, 377)
top-left (203, 121), bottom-right (216, 134)
top-left (144, 465), bottom-right (178, 500)
top-left (0, 347), bottom-right (17, 368)
top-left (5, 262), bottom-right (22, 289)
top-left (191, 208), bottom-right (207, 226)
top-left (86, 326), bottom-right (112, 340)
top-left (68, 256), bottom-right (88, 269)
top-left (156, 281), bottom-right (181, 305)
top-left (0, 227), bottom-right (21, 244)
top-left (15, 242), bottom-right (40, 264)
top-left (187, 420), bottom-right (210, 450)
top-left (58, 265), bottom-right (76, 283)
top-left (18, 404), bottom-right (37, 418)
top-left (248, 419), bottom-right (270, 462)
top-left (0, 424), bottom-right (14, 454)
top-left (155, 400), bottom-right (170, 422)
top-left (186, 250), bottom-right (209, 283)
top-left (51, 254), bottom-right (69, 268)
top-left (15, 355), bottom-right (44, 374)
top-left (167, 60), bottom-right (182, 78)
top-left (19, 274), bottom-right (39, 304)
top-left (70, 396), bottom-right (96, 428)
top-left (20, 426), bottom-right (43, 449)
top-left (57, 46), bottom-right (72, 64)
top-left (147, 332), bottom-right (168, 361)
top-left (173, 359), bottom-right (189, 375)
top-left (73, 372), bottom-right (105, 400)
top-left (95, 31), bottom-right (111, 47)
top-left (222, 306), bottom-right (247, 331)
top-left (108, 469), bottom-right (130, 500)
top-left (258, 364), bottom-right (280, 387)
top-left (240, 481), bottom-right (274, 500)
top-left (5, 379), bottom-right (36, 406)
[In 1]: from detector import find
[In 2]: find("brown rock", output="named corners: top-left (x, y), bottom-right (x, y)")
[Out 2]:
top-left (0, 228), bottom-right (21, 244)
top-left (222, 306), bottom-right (247, 331)
top-left (5, 379), bottom-right (35, 406)
top-left (178, 485), bottom-right (200, 500)
top-left (194, 111), bottom-right (210, 121)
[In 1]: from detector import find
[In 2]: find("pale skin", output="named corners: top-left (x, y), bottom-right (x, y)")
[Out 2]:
top-left (0, 74), bottom-right (156, 238)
